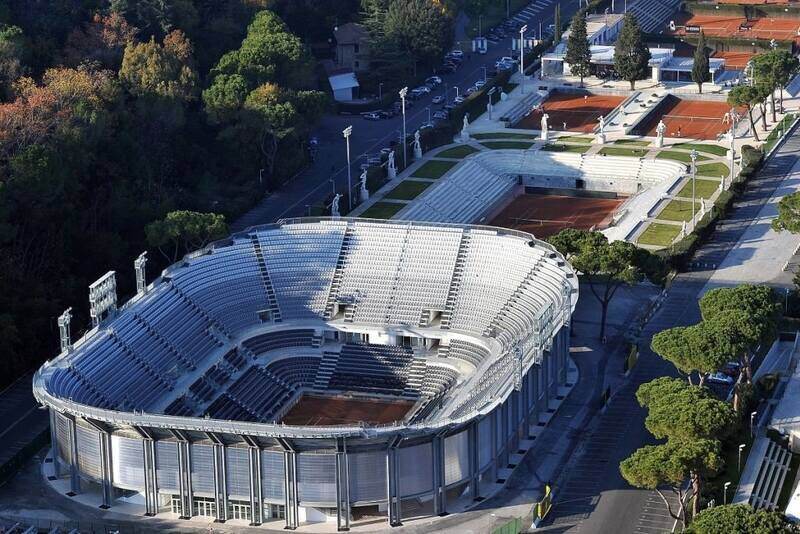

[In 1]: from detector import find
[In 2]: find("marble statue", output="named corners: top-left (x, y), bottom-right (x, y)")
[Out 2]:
top-left (414, 130), bottom-right (423, 158)
top-left (387, 150), bottom-right (397, 179)
top-left (359, 169), bottom-right (369, 202)
top-left (331, 193), bottom-right (342, 217)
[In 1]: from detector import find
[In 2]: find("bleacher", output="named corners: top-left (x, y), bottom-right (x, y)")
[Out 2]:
top-left (327, 343), bottom-right (416, 396)
top-left (443, 339), bottom-right (491, 368)
top-left (241, 329), bottom-right (317, 355)
top-left (206, 366), bottom-right (294, 422)
top-left (628, 0), bottom-right (682, 33)
top-left (419, 365), bottom-right (459, 397)
top-left (267, 356), bottom-right (322, 388)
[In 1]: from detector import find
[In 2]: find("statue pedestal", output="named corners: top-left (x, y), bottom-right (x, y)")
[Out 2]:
top-left (594, 133), bottom-right (606, 145)
top-left (414, 145), bottom-right (423, 159)
top-left (654, 136), bottom-right (664, 148)
top-left (359, 188), bottom-right (369, 203)
top-left (460, 129), bottom-right (470, 143)
top-left (388, 167), bottom-right (397, 180)
top-left (540, 130), bottom-right (549, 142)
top-left (727, 150), bottom-right (734, 159)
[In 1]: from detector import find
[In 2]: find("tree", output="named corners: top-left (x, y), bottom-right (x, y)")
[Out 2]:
top-left (63, 13), bottom-right (137, 69)
top-left (687, 504), bottom-right (797, 533)
top-left (770, 49), bottom-right (799, 112)
top-left (565, 10), bottom-right (591, 86)
top-left (119, 30), bottom-right (198, 101)
top-left (692, 32), bottom-right (710, 94)
top-left (554, 3), bottom-right (562, 43)
top-left (614, 13), bottom-right (651, 90)
top-left (774, 191), bottom-right (800, 234)
top-left (384, 0), bottom-right (454, 75)
top-left (145, 211), bottom-right (228, 262)
top-left (651, 324), bottom-right (729, 386)
top-left (202, 74), bottom-right (249, 124)
top-left (549, 229), bottom-right (649, 340)
top-left (620, 438), bottom-right (722, 525)
top-left (752, 51), bottom-right (781, 123)
top-left (728, 84), bottom-right (765, 142)
top-left (0, 24), bottom-right (25, 100)
top-left (699, 285), bottom-right (779, 349)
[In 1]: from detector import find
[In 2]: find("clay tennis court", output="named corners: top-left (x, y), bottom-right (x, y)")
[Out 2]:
top-left (513, 92), bottom-right (626, 133)
top-left (669, 14), bottom-right (800, 43)
top-left (491, 194), bottom-right (624, 238)
top-left (280, 394), bottom-right (414, 426)
top-left (634, 95), bottom-right (740, 141)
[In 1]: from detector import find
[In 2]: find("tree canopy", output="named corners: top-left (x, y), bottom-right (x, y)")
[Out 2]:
top-left (773, 191), bottom-right (800, 234)
top-left (691, 32), bottom-right (710, 94)
top-left (728, 84), bottom-right (767, 142)
top-left (687, 504), bottom-right (797, 534)
top-left (614, 13), bottom-right (650, 90)
top-left (119, 30), bottom-right (198, 101)
top-left (145, 210), bottom-right (228, 262)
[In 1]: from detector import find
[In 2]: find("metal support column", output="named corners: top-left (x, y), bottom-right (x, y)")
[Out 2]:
top-left (468, 422), bottom-right (480, 501)
top-left (335, 438), bottom-right (351, 531)
top-left (49, 410), bottom-right (60, 478)
top-left (560, 327), bottom-right (570, 385)
top-left (174, 431), bottom-right (193, 519)
top-left (66, 415), bottom-right (81, 495)
top-left (386, 436), bottom-right (403, 527)
top-left (209, 440), bottom-right (227, 522)
top-left (432, 434), bottom-right (447, 516)
top-left (500, 403), bottom-right (510, 467)
top-left (134, 427), bottom-right (159, 517)
top-left (490, 410), bottom-right (498, 480)
top-left (277, 438), bottom-right (299, 530)
top-left (522, 371), bottom-right (532, 437)
top-left (248, 445), bottom-right (263, 525)
top-left (86, 419), bottom-right (113, 509)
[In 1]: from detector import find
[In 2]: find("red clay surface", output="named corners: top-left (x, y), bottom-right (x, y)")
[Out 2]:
top-left (634, 95), bottom-right (742, 141)
top-left (280, 394), bottom-right (414, 426)
top-left (491, 194), bottom-right (624, 239)
top-left (668, 14), bottom-right (800, 43)
top-left (513, 92), bottom-right (626, 133)
top-left (711, 51), bottom-right (755, 70)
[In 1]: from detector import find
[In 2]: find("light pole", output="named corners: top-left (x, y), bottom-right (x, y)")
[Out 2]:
top-left (453, 86), bottom-right (460, 99)
top-left (751, 411), bottom-right (758, 436)
top-left (342, 125), bottom-right (353, 212)
top-left (399, 87), bottom-right (408, 169)
top-left (738, 443), bottom-right (746, 472)
top-left (520, 25), bottom-right (528, 94)
top-left (482, 66), bottom-right (488, 82)
top-left (723, 482), bottom-right (731, 505)
top-left (488, 87), bottom-right (497, 120)
top-left (690, 149), bottom-right (698, 229)
top-left (378, 82), bottom-right (384, 102)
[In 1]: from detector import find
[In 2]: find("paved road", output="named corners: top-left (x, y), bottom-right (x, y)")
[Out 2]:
top-left (0, 373), bottom-right (49, 474)
top-left (232, 0), bottom-right (589, 231)
top-left (539, 122), bottom-right (800, 533)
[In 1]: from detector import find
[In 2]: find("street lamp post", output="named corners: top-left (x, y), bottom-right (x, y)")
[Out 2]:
top-left (342, 126), bottom-right (353, 212)
top-left (426, 106), bottom-right (431, 123)
top-left (520, 25), bottom-right (528, 94)
top-left (399, 87), bottom-right (408, 169)
top-left (453, 86), bottom-right (460, 99)
top-left (482, 66), bottom-right (487, 82)
top-left (738, 443), bottom-right (746, 472)
top-left (751, 411), bottom-right (758, 436)
top-left (690, 149), bottom-right (698, 229)
top-left (378, 82), bottom-right (384, 102)
top-left (487, 87), bottom-right (497, 120)
top-left (723, 481), bottom-right (731, 505)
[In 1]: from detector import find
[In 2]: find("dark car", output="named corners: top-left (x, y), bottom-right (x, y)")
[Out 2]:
top-left (433, 110), bottom-right (449, 120)
top-left (439, 63), bottom-right (458, 74)
top-left (362, 112), bottom-right (381, 121)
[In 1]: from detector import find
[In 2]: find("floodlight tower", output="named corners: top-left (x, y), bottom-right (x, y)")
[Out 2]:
top-left (343, 125), bottom-right (353, 212)
top-left (399, 87), bottom-right (409, 169)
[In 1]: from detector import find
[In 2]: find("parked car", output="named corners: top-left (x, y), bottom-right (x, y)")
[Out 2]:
top-left (706, 372), bottom-right (735, 385)
top-left (415, 85), bottom-right (431, 94)
top-left (433, 110), bottom-right (449, 120)
top-left (496, 56), bottom-right (517, 66)
top-left (474, 80), bottom-right (487, 89)
top-left (426, 76), bottom-right (442, 86)
top-left (362, 112), bottom-right (381, 121)
top-left (431, 95), bottom-right (445, 104)
top-left (453, 95), bottom-right (465, 104)
top-left (376, 110), bottom-right (392, 119)
top-left (367, 155), bottom-right (382, 165)
top-left (443, 103), bottom-right (457, 111)
top-left (448, 49), bottom-right (464, 59)
top-left (445, 53), bottom-right (463, 64)
top-left (419, 121), bottom-right (434, 130)
top-left (464, 86), bottom-right (478, 96)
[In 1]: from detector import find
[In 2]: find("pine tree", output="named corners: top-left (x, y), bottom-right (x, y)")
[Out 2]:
top-left (614, 13), bottom-right (651, 90)
top-left (565, 10), bottom-right (592, 86)
top-left (692, 31), bottom-right (710, 94)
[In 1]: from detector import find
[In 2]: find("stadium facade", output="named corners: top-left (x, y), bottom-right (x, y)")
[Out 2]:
top-left (33, 218), bottom-right (578, 530)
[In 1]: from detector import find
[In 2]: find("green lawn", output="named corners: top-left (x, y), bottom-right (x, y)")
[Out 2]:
top-left (541, 143), bottom-right (591, 154)
top-left (655, 150), bottom-right (711, 163)
top-left (411, 160), bottom-right (457, 179)
top-left (480, 141), bottom-right (535, 150)
top-left (657, 199), bottom-right (701, 222)
top-left (672, 142), bottom-right (729, 156)
top-left (436, 145), bottom-right (479, 158)
top-left (675, 178), bottom-right (719, 200)
top-left (359, 202), bottom-right (405, 219)
top-left (613, 139), bottom-right (650, 146)
top-left (637, 223), bottom-right (681, 247)
top-left (384, 180), bottom-right (432, 200)
top-left (472, 132), bottom-right (537, 140)
top-left (696, 162), bottom-right (730, 178)
top-left (561, 136), bottom-right (594, 144)
top-left (599, 146), bottom-right (648, 157)
top-left (763, 113), bottom-right (797, 154)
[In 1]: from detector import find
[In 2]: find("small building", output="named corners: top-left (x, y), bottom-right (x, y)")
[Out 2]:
top-left (328, 70), bottom-right (360, 102)
top-left (334, 22), bottom-right (370, 72)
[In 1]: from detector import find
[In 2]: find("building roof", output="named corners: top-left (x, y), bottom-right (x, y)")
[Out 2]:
top-left (328, 71), bottom-right (359, 91)
top-left (662, 55), bottom-right (726, 72)
top-left (334, 22), bottom-right (368, 45)
top-left (547, 45), bottom-right (675, 66)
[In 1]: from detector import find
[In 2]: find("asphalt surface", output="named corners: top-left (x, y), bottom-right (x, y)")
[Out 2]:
top-left (232, 0), bottom-right (591, 231)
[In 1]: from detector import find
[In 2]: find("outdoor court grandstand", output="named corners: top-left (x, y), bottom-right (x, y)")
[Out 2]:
top-left (34, 218), bottom-right (577, 530)
top-left (491, 193), bottom-right (625, 238)
top-left (513, 91), bottom-right (626, 132)
top-left (634, 95), bottom-right (740, 140)
top-left (668, 13), bottom-right (800, 44)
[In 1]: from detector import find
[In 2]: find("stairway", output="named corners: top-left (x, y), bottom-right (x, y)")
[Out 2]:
top-left (440, 233), bottom-right (471, 330)
top-left (313, 351), bottom-right (341, 389)
top-left (249, 235), bottom-right (282, 323)
top-left (403, 358), bottom-right (427, 397)
top-left (324, 226), bottom-right (353, 319)
top-left (746, 438), bottom-right (793, 510)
